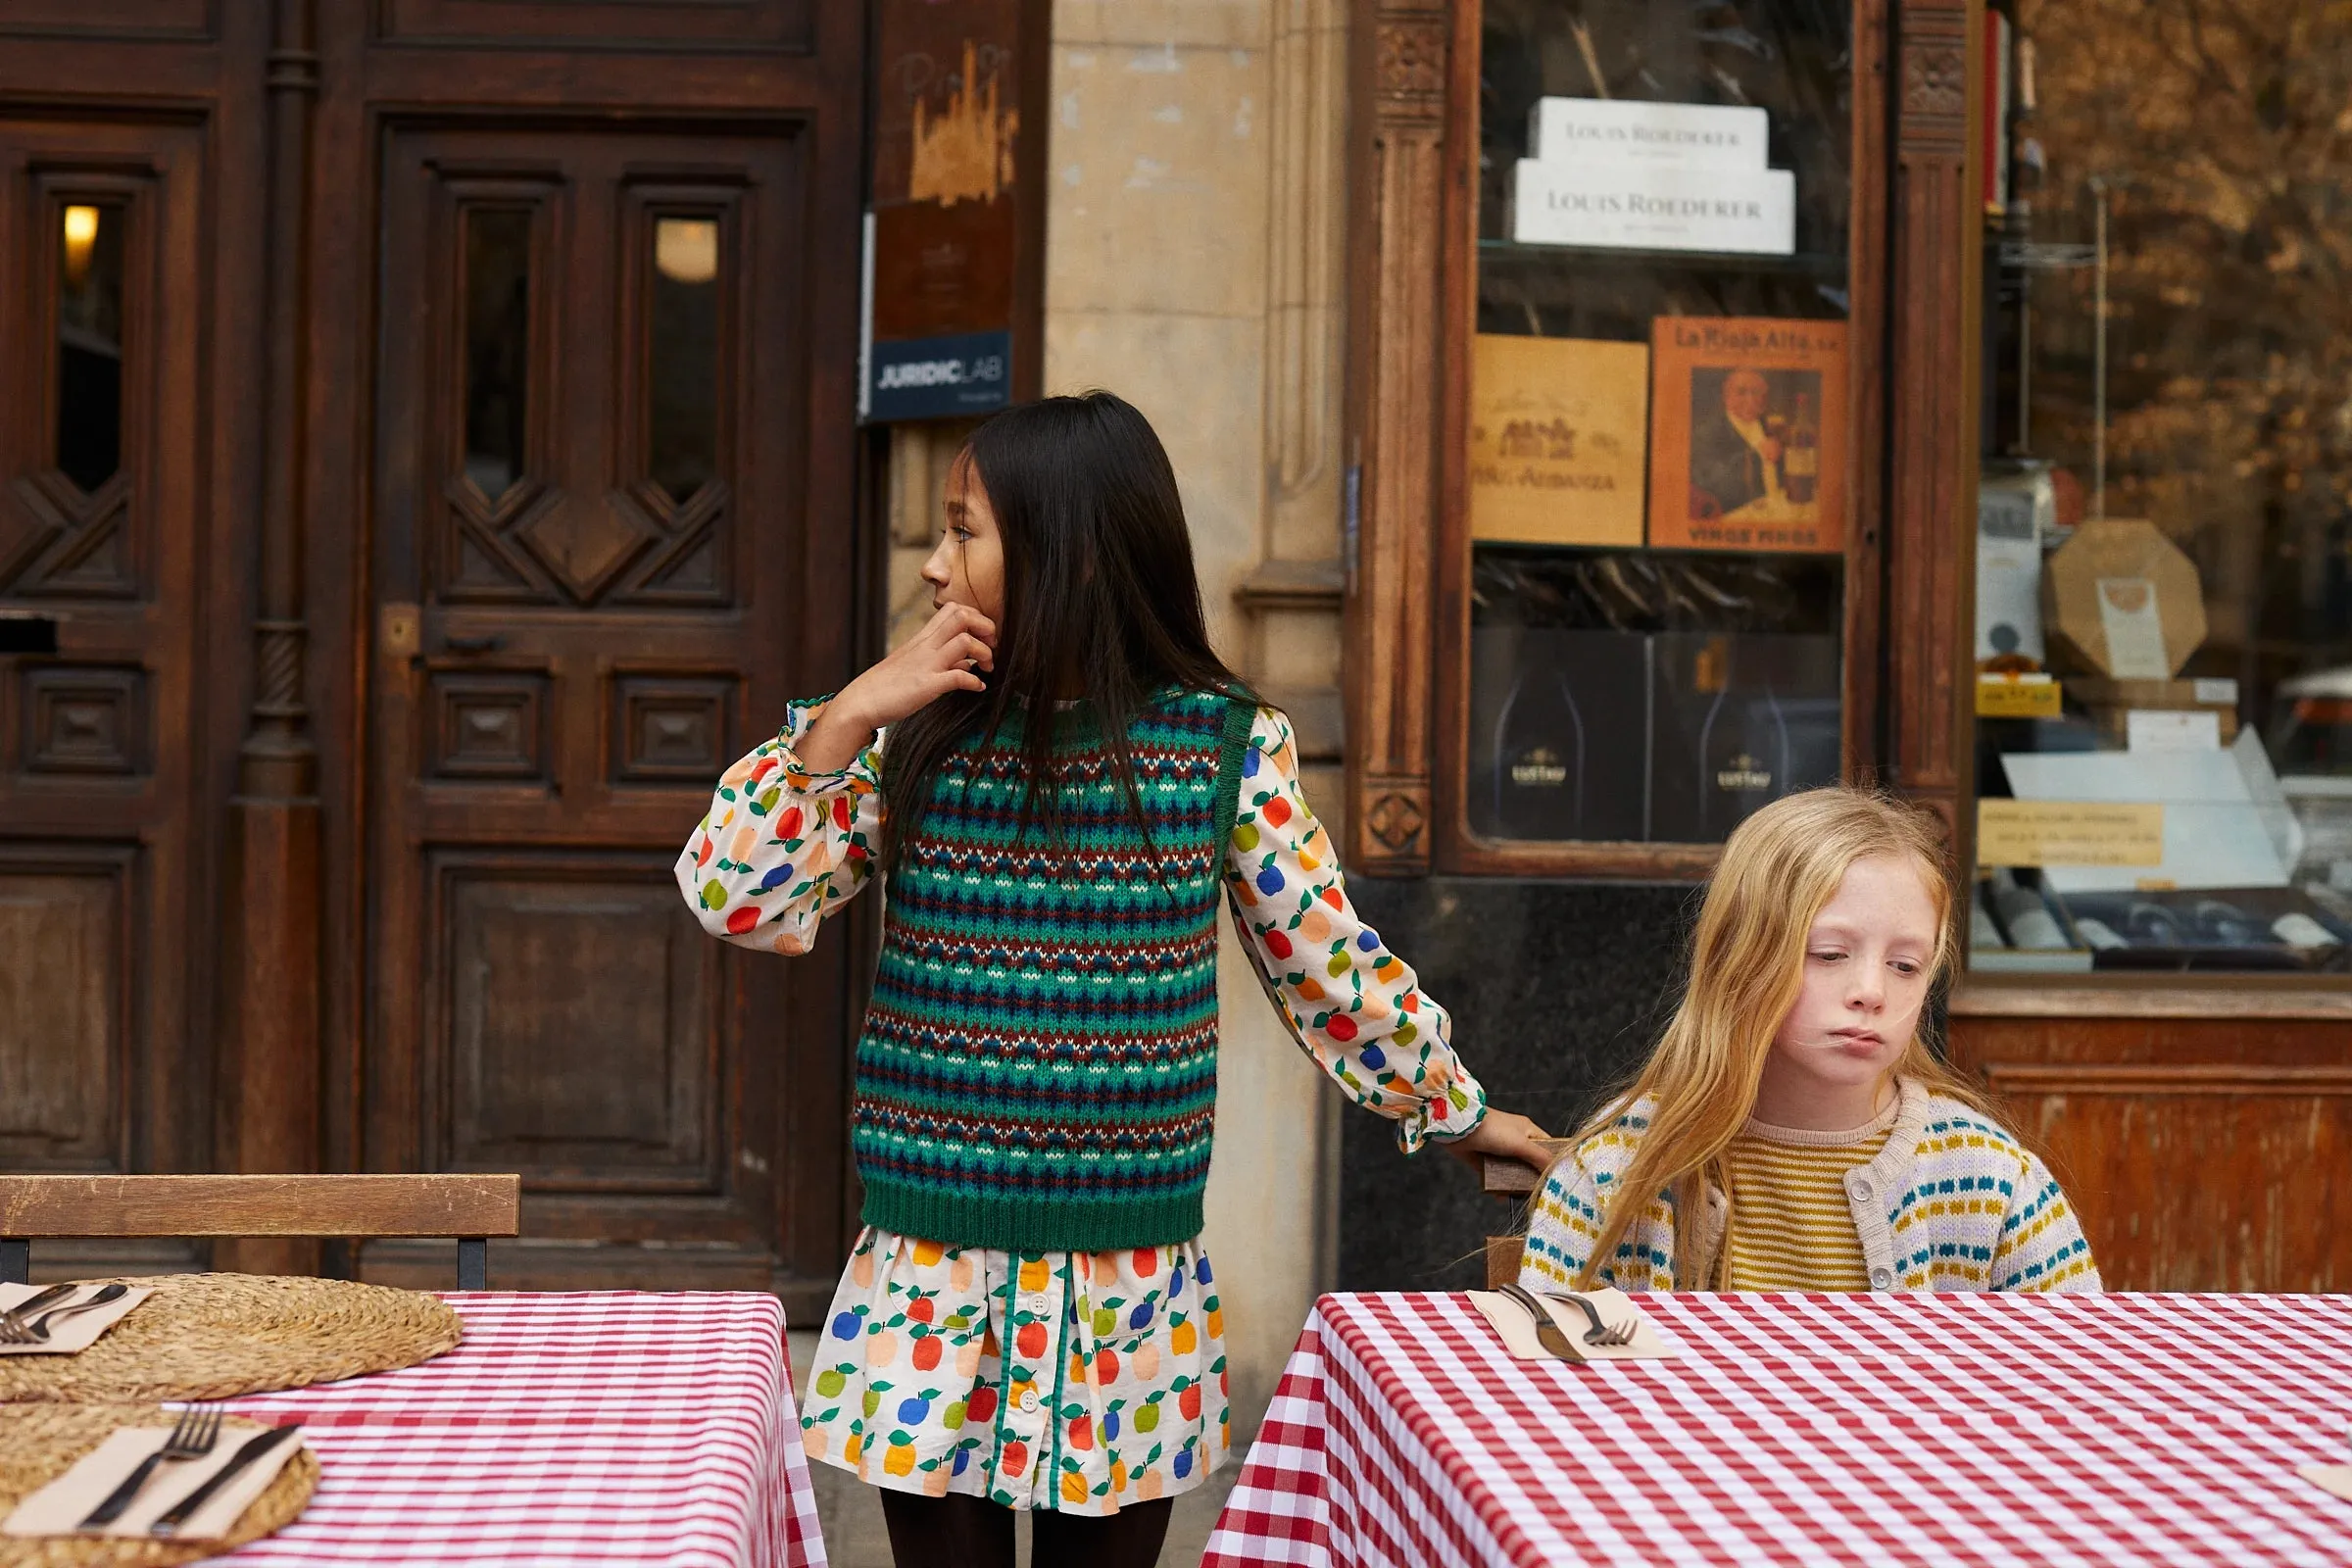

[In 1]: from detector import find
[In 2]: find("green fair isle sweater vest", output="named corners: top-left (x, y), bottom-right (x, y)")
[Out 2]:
top-left (853, 689), bottom-right (1255, 1254)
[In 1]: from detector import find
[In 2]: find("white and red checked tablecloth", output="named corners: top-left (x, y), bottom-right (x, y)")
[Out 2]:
top-left (1204, 1291), bottom-right (2352, 1567)
top-left (210, 1292), bottom-right (825, 1568)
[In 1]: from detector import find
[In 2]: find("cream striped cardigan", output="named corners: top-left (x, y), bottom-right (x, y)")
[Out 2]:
top-left (1518, 1077), bottom-right (2101, 1294)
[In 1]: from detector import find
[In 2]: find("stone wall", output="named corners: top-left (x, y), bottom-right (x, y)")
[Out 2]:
top-left (1044, 0), bottom-right (1352, 1446)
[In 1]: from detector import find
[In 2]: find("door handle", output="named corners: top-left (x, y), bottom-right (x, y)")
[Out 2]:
top-left (443, 633), bottom-right (507, 655)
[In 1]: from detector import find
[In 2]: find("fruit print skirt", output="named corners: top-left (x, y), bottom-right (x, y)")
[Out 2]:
top-left (801, 1227), bottom-right (1231, 1514)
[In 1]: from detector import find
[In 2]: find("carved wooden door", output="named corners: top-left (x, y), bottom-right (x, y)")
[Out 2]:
top-left (0, 113), bottom-right (211, 1267)
top-left (366, 122), bottom-right (851, 1295)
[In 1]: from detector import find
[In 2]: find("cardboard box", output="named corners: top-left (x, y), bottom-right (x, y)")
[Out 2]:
top-left (1649, 632), bottom-right (1841, 843)
top-left (2040, 518), bottom-right (2207, 677)
top-left (2070, 677), bottom-right (2240, 745)
top-left (1467, 627), bottom-right (1649, 843)
top-left (1469, 336), bottom-right (1650, 548)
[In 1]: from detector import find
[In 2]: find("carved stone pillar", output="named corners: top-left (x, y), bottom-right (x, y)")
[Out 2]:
top-left (1885, 0), bottom-right (1974, 839)
top-left (1237, 0), bottom-right (1350, 841)
top-left (217, 0), bottom-right (322, 1275)
top-left (1346, 0), bottom-right (1446, 873)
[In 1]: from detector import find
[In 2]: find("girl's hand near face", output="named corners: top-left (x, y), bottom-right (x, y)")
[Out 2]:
top-left (797, 604), bottom-right (997, 772)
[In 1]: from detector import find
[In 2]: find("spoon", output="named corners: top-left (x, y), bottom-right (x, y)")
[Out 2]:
top-left (29, 1283), bottom-right (129, 1341)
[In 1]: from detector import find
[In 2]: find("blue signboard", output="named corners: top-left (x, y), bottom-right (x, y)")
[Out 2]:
top-left (863, 330), bottom-right (1014, 423)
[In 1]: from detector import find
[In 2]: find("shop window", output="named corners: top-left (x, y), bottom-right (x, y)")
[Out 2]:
top-left (54, 200), bottom-right (124, 494)
top-left (1461, 0), bottom-right (1855, 857)
top-left (461, 206), bottom-right (534, 500)
top-left (1969, 0), bottom-right (2352, 975)
top-left (647, 215), bottom-right (721, 506)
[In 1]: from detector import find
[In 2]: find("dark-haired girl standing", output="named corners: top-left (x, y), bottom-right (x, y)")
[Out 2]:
top-left (678, 392), bottom-right (1550, 1568)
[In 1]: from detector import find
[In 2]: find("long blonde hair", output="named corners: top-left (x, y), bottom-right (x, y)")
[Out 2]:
top-left (1574, 787), bottom-right (1991, 1290)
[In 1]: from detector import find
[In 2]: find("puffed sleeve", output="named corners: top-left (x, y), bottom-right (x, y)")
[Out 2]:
top-left (675, 696), bottom-right (886, 955)
top-left (1223, 706), bottom-right (1489, 1152)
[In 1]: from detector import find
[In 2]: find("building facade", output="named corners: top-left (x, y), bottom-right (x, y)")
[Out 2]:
top-left (6, 0), bottom-right (2350, 1450)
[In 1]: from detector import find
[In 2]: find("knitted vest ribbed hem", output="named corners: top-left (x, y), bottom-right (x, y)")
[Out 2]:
top-left (860, 1177), bottom-right (1206, 1255)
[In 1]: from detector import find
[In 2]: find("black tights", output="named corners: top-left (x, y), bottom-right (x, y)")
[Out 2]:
top-left (878, 1489), bottom-right (1174, 1568)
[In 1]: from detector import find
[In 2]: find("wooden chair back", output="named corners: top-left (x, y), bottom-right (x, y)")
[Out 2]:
top-left (1482, 1142), bottom-right (1567, 1290)
top-left (0, 1174), bottom-right (521, 1290)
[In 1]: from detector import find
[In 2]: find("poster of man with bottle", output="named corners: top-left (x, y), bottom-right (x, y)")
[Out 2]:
top-left (1647, 315), bottom-right (1848, 553)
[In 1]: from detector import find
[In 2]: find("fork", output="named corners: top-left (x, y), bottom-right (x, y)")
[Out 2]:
top-left (1541, 1287), bottom-right (1641, 1348)
top-left (81, 1404), bottom-right (222, 1528)
top-left (0, 1282), bottom-right (76, 1340)
top-left (0, 1284), bottom-right (128, 1345)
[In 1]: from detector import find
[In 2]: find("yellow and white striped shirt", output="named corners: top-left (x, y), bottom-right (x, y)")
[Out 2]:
top-left (1720, 1102), bottom-right (1898, 1291)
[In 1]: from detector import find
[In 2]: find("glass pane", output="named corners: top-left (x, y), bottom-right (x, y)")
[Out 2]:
top-left (1468, 0), bottom-right (1852, 845)
top-left (463, 207), bottom-right (533, 498)
top-left (1968, 0), bottom-right (2352, 975)
top-left (55, 201), bottom-right (124, 493)
top-left (649, 216), bottom-right (720, 505)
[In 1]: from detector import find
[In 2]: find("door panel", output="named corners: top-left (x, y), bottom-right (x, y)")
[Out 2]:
top-left (368, 122), bottom-right (818, 1289)
top-left (0, 116), bottom-right (206, 1232)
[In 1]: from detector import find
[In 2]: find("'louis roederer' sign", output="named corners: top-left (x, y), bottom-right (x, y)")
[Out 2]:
top-left (1528, 98), bottom-right (1768, 169)
top-left (1513, 162), bottom-right (1795, 254)
top-left (1512, 97), bottom-right (1795, 256)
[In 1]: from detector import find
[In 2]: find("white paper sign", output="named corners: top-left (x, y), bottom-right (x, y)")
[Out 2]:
top-left (2127, 710), bottom-right (2221, 753)
top-left (1512, 160), bottom-right (1796, 254)
top-left (2001, 730), bottom-right (2306, 893)
top-left (2193, 677), bottom-right (2239, 705)
top-left (2094, 576), bottom-right (2172, 678)
top-left (1528, 98), bottom-right (1770, 170)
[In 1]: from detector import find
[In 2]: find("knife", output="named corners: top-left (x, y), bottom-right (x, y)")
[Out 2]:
top-left (149, 1423), bottom-right (304, 1539)
top-left (1495, 1281), bottom-right (1581, 1361)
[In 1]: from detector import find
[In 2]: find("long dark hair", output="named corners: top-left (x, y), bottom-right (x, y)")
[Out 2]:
top-left (881, 391), bottom-right (1255, 875)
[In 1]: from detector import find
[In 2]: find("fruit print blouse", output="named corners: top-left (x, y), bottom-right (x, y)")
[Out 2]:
top-left (678, 700), bottom-right (1491, 1514)
top-left (679, 700), bottom-right (1491, 1155)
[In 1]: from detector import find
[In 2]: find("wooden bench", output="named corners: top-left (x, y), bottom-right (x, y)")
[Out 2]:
top-left (1482, 1142), bottom-right (1569, 1289)
top-left (0, 1174), bottom-right (521, 1290)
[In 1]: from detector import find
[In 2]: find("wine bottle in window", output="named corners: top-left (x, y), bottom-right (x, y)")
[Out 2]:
top-left (1783, 393), bottom-right (1819, 506)
top-left (1489, 654), bottom-right (1585, 841)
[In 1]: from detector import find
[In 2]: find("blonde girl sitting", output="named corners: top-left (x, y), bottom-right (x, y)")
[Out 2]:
top-left (1520, 788), bottom-right (2099, 1295)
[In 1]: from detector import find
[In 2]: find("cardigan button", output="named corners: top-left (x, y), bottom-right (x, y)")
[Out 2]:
top-left (1869, 1267), bottom-right (1893, 1290)
top-left (1848, 1176), bottom-right (1874, 1200)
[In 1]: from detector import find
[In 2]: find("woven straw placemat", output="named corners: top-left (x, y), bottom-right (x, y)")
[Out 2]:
top-left (0, 1403), bottom-right (318, 1568)
top-left (0, 1276), bottom-right (460, 1404)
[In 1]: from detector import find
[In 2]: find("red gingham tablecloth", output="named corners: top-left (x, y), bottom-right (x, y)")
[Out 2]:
top-left (1204, 1291), bottom-right (2352, 1567)
top-left (207, 1292), bottom-right (826, 1568)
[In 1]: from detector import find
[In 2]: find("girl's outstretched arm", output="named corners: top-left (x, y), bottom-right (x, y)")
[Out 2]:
top-left (674, 697), bottom-right (885, 954)
top-left (1226, 707), bottom-right (1544, 1159)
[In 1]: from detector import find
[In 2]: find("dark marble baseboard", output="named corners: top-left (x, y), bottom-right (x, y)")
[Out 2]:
top-left (1337, 877), bottom-right (1701, 1292)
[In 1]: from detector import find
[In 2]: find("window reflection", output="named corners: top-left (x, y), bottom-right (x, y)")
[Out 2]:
top-left (463, 208), bottom-right (533, 499)
top-left (55, 201), bottom-right (124, 493)
top-left (1970, 0), bottom-right (2352, 973)
top-left (649, 216), bottom-right (720, 505)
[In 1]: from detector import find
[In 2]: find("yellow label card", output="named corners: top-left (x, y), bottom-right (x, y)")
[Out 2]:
top-left (1976, 675), bottom-right (2063, 718)
top-left (1977, 800), bottom-right (2164, 867)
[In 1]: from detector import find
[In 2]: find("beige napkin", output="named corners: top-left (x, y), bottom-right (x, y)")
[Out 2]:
top-left (2299, 1463), bottom-right (2352, 1503)
top-left (3, 1423), bottom-right (304, 1540)
top-left (1468, 1287), bottom-right (1677, 1362)
top-left (0, 1283), bottom-right (153, 1355)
